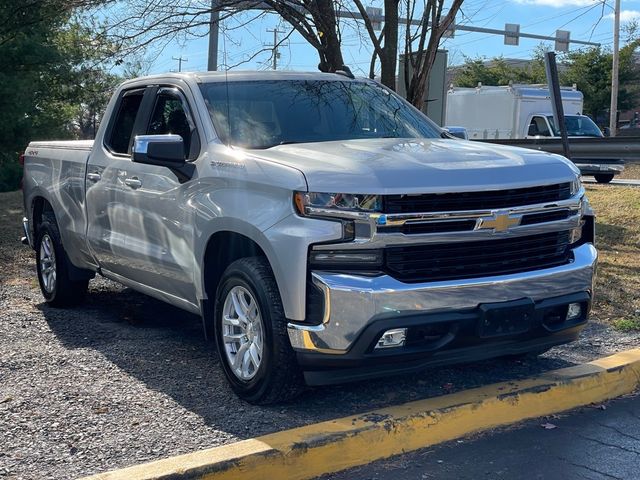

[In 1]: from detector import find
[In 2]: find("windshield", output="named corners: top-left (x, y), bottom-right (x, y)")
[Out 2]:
top-left (547, 115), bottom-right (603, 137)
top-left (199, 80), bottom-right (440, 149)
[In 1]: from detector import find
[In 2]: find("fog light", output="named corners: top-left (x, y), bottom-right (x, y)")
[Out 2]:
top-left (375, 328), bottom-right (407, 349)
top-left (309, 249), bottom-right (383, 268)
top-left (566, 302), bottom-right (582, 321)
top-left (569, 225), bottom-right (583, 244)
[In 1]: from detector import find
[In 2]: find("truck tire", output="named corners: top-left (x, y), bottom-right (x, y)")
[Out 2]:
top-left (594, 173), bottom-right (614, 184)
top-left (35, 213), bottom-right (89, 307)
top-left (214, 257), bottom-right (304, 404)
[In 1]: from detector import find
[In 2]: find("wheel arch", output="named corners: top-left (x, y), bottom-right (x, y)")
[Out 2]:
top-left (199, 226), bottom-right (286, 340)
top-left (30, 193), bottom-right (94, 283)
top-left (31, 195), bottom-right (56, 231)
top-left (30, 193), bottom-right (56, 239)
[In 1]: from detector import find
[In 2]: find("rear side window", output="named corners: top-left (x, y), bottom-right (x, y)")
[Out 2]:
top-left (108, 92), bottom-right (144, 154)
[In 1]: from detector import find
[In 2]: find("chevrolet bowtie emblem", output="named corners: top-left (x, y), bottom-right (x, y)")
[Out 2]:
top-left (476, 212), bottom-right (521, 232)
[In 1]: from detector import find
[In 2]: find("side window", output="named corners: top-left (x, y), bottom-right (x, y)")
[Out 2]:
top-left (108, 92), bottom-right (144, 154)
top-left (531, 116), bottom-right (551, 136)
top-left (148, 94), bottom-right (193, 155)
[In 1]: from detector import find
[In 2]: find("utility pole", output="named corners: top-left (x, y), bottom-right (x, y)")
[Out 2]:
top-left (609, 0), bottom-right (621, 136)
top-left (266, 28), bottom-right (282, 70)
top-left (172, 56), bottom-right (188, 72)
top-left (208, 0), bottom-right (219, 71)
top-left (545, 51), bottom-right (571, 160)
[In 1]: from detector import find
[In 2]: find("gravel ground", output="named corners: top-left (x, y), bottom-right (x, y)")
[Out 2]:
top-left (1, 189), bottom-right (639, 480)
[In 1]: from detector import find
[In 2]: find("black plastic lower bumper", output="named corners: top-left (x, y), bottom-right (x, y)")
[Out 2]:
top-left (298, 291), bottom-right (591, 386)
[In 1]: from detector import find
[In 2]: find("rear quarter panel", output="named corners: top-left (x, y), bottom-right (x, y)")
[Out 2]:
top-left (22, 140), bottom-right (96, 270)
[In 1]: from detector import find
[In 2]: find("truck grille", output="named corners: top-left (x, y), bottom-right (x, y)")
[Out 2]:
top-left (384, 183), bottom-right (572, 214)
top-left (385, 231), bottom-right (572, 282)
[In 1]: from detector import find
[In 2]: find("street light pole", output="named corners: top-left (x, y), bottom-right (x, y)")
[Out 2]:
top-left (609, 0), bottom-right (621, 136)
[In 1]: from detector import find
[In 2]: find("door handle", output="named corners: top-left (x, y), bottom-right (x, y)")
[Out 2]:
top-left (124, 177), bottom-right (142, 189)
top-left (87, 172), bottom-right (101, 182)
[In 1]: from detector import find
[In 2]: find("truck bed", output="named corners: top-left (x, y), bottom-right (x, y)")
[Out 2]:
top-left (29, 140), bottom-right (94, 151)
top-left (23, 139), bottom-right (96, 269)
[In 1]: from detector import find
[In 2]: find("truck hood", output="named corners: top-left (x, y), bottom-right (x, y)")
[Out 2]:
top-left (250, 138), bottom-right (579, 194)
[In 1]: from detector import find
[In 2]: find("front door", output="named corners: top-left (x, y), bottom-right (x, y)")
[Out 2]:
top-left (108, 87), bottom-right (202, 304)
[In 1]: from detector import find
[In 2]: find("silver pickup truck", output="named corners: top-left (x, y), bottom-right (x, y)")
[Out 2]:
top-left (21, 71), bottom-right (597, 404)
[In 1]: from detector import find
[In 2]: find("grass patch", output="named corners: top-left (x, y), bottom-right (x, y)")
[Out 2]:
top-left (586, 185), bottom-right (640, 331)
top-left (612, 317), bottom-right (640, 332)
top-left (618, 162), bottom-right (640, 180)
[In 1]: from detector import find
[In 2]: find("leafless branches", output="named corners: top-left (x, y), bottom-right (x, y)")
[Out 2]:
top-left (97, 0), bottom-right (463, 107)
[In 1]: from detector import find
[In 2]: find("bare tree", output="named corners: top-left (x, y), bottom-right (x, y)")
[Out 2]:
top-left (352, 0), bottom-right (462, 106)
top-left (404, 0), bottom-right (462, 107)
top-left (350, 0), bottom-right (399, 89)
top-left (101, 1), bottom-right (345, 72)
top-left (257, 0), bottom-right (345, 72)
top-left (101, 1), bottom-right (463, 107)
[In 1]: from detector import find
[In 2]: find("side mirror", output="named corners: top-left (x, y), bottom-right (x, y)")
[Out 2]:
top-left (132, 134), bottom-right (185, 168)
top-left (443, 126), bottom-right (468, 140)
top-left (527, 124), bottom-right (537, 136)
top-left (603, 127), bottom-right (611, 137)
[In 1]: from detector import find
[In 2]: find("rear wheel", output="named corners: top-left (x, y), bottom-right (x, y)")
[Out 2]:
top-left (35, 213), bottom-right (88, 307)
top-left (594, 173), bottom-right (614, 184)
top-left (214, 257), bottom-right (304, 404)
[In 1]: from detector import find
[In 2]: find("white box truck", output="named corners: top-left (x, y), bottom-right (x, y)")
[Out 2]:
top-left (446, 84), bottom-right (602, 140)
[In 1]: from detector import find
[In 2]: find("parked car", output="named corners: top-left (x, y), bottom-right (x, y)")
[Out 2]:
top-left (21, 72), bottom-right (597, 404)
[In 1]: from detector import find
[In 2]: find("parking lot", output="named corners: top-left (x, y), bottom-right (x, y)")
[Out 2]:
top-left (1, 185), bottom-right (640, 480)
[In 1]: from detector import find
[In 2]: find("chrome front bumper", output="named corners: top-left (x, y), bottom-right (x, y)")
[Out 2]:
top-left (287, 243), bottom-right (597, 354)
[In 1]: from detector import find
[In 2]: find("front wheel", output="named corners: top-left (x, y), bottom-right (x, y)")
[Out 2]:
top-left (35, 213), bottom-right (88, 307)
top-left (214, 257), bottom-right (304, 404)
top-left (594, 173), bottom-right (614, 184)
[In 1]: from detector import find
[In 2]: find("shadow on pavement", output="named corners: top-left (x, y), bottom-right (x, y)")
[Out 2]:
top-left (40, 282), bottom-right (577, 439)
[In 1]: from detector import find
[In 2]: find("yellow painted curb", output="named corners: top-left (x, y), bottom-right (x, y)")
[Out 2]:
top-left (83, 348), bottom-right (640, 480)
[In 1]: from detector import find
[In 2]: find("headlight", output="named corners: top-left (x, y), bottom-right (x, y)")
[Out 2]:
top-left (569, 224), bottom-right (583, 244)
top-left (294, 192), bottom-right (382, 217)
top-left (570, 177), bottom-right (582, 196)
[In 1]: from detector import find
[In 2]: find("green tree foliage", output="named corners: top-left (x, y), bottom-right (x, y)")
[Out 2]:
top-left (0, 0), bottom-right (121, 192)
top-left (452, 43), bottom-right (640, 124)
top-left (563, 41), bottom-right (640, 122)
top-left (453, 55), bottom-right (546, 88)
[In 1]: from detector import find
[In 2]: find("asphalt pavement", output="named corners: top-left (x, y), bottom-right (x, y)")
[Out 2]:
top-left (322, 393), bottom-right (640, 480)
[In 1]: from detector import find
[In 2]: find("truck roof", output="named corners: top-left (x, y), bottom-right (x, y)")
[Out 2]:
top-left (120, 70), bottom-right (363, 87)
top-left (448, 84), bottom-right (583, 101)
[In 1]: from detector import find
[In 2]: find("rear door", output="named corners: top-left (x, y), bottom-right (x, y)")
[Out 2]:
top-left (85, 87), bottom-right (149, 273)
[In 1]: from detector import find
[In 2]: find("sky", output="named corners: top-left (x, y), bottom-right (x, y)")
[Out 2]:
top-left (126, 0), bottom-right (640, 76)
